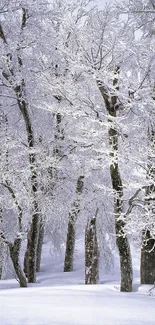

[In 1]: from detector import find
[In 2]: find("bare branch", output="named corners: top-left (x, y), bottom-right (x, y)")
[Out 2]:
top-left (21, 7), bottom-right (28, 30)
top-left (0, 182), bottom-right (23, 231)
top-left (0, 23), bottom-right (7, 44)
top-left (149, 0), bottom-right (155, 10)
top-left (0, 230), bottom-right (9, 246)
top-left (121, 10), bottom-right (155, 14)
top-left (124, 185), bottom-right (148, 218)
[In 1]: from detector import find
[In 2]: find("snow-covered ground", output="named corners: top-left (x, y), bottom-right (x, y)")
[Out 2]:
top-left (0, 238), bottom-right (155, 325)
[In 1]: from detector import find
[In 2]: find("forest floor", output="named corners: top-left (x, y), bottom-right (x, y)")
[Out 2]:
top-left (0, 238), bottom-right (155, 325)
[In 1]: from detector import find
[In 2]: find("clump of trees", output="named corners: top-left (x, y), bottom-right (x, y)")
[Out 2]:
top-left (0, 0), bottom-right (155, 291)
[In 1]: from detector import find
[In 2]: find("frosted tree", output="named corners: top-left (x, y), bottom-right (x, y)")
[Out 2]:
top-left (97, 70), bottom-right (133, 291)
top-left (0, 0), bottom-right (52, 283)
top-left (118, 0), bottom-right (155, 284)
top-left (2, 0), bottom-right (155, 289)
top-left (73, 5), bottom-right (135, 291)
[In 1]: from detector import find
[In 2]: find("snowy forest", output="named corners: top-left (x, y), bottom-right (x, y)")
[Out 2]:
top-left (1, 0), bottom-right (155, 301)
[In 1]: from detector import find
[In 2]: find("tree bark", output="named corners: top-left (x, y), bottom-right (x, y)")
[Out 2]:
top-left (0, 208), bottom-right (4, 280)
top-left (97, 69), bottom-right (133, 292)
top-left (85, 209), bottom-right (99, 284)
top-left (141, 230), bottom-right (155, 284)
top-left (0, 240), bottom-right (4, 280)
top-left (36, 218), bottom-right (44, 272)
top-left (9, 238), bottom-right (27, 287)
top-left (140, 126), bottom-right (155, 284)
top-left (64, 175), bottom-right (84, 272)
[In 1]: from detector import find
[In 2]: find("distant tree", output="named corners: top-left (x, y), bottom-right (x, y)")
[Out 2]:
top-left (64, 175), bottom-right (84, 272)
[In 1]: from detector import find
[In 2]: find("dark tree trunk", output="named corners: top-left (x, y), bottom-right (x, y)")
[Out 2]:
top-left (116, 225), bottom-right (132, 291)
top-left (0, 241), bottom-right (4, 280)
top-left (14, 84), bottom-right (40, 283)
top-left (24, 245), bottom-right (29, 278)
top-left (141, 126), bottom-right (155, 284)
top-left (0, 208), bottom-right (4, 280)
top-left (110, 149), bottom-right (132, 292)
top-left (64, 214), bottom-right (76, 272)
top-left (36, 219), bottom-right (44, 272)
top-left (49, 112), bottom-right (64, 192)
top-left (64, 175), bottom-right (84, 272)
top-left (24, 209), bottom-right (40, 283)
top-left (97, 69), bottom-right (133, 292)
top-left (85, 210), bottom-right (99, 284)
top-left (141, 230), bottom-right (155, 284)
top-left (9, 238), bottom-right (27, 287)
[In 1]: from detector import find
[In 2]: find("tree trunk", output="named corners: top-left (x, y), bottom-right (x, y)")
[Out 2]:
top-left (64, 214), bottom-right (76, 272)
top-left (36, 218), bottom-right (44, 272)
top-left (97, 70), bottom-right (133, 292)
top-left (24, 211), bottom-right (39, 283)
top-left (85, 209), bottom-right (99, 284)
top-left (64, 175), bottom-right (84, 272)
top-left (9, 238), bottom-right (27, 287)
top-left (23, 245), bottom-right (29, 278)
top-left (141, 230), bottom-right (155, 284)
top-left (0, 208), bottom-right (4, 280)
top-left (0, 240), bottom-right (4, 280)
top-left (16, 88), bottom-right (40, 283)
top-left (140, 126), bottom-right (155, 284)
top-left (116, 224), bottom-right (133, 291)
top-left (111, 152), bottom-right (132, 292)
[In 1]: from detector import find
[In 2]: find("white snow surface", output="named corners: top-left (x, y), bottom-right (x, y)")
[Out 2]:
top-left (0, 238), bottom-right (155, 325)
